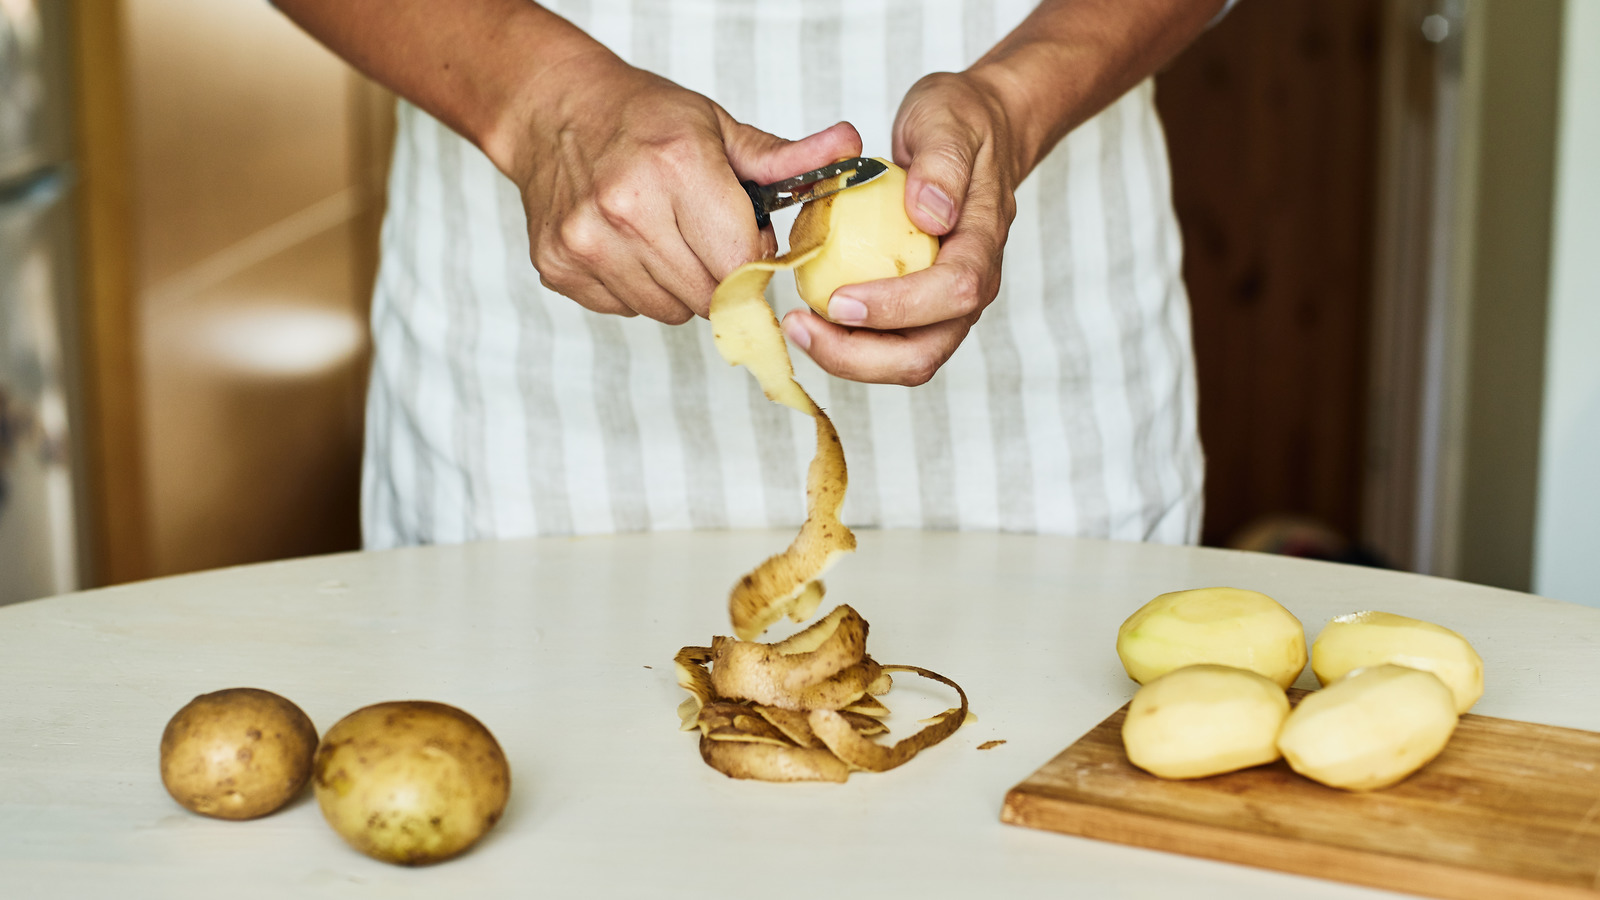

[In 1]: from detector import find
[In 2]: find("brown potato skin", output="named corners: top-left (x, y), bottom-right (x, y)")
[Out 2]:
top-left (312, 701), bottom-right (510, 866)
top-left (159, 688), bottom-right (318, 820)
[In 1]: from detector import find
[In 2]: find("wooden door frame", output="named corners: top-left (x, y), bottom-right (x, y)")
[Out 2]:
top-left (67, 0), bottom-right (152, 586)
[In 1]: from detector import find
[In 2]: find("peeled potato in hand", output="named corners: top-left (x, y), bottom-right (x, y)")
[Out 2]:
top-left (1116, 587), bottom-right (1307, 688)
top-left (159, 687), bottom-right (317, 820)
top-left (1122, 664), bottom-right (1290, 780)
top-left (1277, 664), bottom-right (1459, 791)
top-left (1312, 611), bottom-right (1483, 713)
top-left (791, 160), bottom-right (939, 318)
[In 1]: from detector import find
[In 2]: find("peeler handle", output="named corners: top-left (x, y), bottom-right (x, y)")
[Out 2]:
top-left (740, 180), bottom-right (772, 229)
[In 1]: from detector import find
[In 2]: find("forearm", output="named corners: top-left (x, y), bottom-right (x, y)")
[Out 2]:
top-left (969, 0), bottom-right (1224, 178)
top-left (273, 0), bottom-right (613, 178)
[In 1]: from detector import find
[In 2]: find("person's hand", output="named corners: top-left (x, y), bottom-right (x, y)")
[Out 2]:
top-left (780, 71), bottom-right (1021, 385)
top-left (507, 51), bottom-right (861, 324)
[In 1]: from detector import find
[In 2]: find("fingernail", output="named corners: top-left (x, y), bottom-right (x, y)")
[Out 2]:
top-left (917, 184), bottom-right (955, 231)
top-left (828, 294), bottom-right (868, 325)
top-left (782, 315), bottom-right (812, 351)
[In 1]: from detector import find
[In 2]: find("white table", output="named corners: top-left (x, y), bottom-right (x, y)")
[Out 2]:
top-left (2, 531), bottom-right (1596, 899)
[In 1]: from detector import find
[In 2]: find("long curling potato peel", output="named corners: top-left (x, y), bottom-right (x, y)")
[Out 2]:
top-left (711, 633), bottom-right (881, 711)
top-left (709, 180), bottom-right (855, 641)
top-left (674, 646), bottom-right (716, 731)
top-left (751, 705), bottom-right (825, 749)
top-left (711, 605), bottom-right (869, 696)
top-left (754, 705), bottom-right (887, 748)
top-left (807, 666), bottom-right (970, 773)
top-left (681, 161), bottom-right (966, 782)
top-left (698, 735), bottom-right (851, 783)
top-left (788, 580), bottom-right (826, 624)
top-left (843, 694), bottom-right (890, 717)
top-left (695, 702), bottom-right (793, 747)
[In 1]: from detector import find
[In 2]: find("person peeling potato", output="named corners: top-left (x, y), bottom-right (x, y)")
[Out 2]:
top-left (270, 0), bottom-right (1232, 550)
top-left (271, 0), bottom-right (1236, 791)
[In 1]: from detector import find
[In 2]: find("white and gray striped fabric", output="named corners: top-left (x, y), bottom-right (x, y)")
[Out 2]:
top-left (362, 0), bottom-right (1204, 549)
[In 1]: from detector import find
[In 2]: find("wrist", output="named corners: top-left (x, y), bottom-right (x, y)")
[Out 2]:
top-left (960, 58), bottom-right (1062, 184)
top-left (474, 16), bottom-right (625, 183)
top-left (966, 44), bottom-right (1091, 182)
top-left (961, 0), bottom-right (1223, 180)
top-left (964, 61), bottom-right (1041, 181)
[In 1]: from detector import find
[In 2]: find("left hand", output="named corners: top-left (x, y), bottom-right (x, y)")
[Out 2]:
top-left (780, 70), bottom-right (1021, 386)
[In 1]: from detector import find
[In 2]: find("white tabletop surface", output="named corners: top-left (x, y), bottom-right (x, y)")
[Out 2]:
top-left (2, 530), bottom-right (1597, 899)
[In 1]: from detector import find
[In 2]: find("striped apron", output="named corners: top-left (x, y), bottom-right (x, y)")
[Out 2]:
top-left (362, 0), bottom-right (1204, 548)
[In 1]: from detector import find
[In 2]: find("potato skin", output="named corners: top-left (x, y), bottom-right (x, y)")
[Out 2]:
top-left (159, 687), bottom-right (318, 820)
top-left (312, 701), bottom-right (510, 866)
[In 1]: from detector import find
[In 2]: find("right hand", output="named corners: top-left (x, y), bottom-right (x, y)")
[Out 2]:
top-left (503, 51), bottom-right (862, 324)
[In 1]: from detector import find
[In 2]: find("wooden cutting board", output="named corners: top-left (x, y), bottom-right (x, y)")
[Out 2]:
top-left (1001, 691), bottom-right (1600, 900)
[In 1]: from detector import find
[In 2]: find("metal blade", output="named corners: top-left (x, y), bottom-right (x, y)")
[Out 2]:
top-left (754, 157), bottom-right (888, 215)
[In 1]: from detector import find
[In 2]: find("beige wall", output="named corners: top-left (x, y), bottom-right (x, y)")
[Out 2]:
top-left (1534, 0), bottom-right (1600, 607)
top-left (1444, 0), bottom-right (1563, 592)
top-left (120, 0), bottom-right (388, 575)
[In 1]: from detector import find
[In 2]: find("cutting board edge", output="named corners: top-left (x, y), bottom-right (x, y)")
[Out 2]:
top-left (1000, 784), bottom-right (1600, 900)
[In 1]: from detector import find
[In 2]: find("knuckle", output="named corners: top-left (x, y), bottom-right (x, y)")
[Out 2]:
top-left (929, 139), bottom-right (976, 177)
top-left (558, 211), bottom-right (606, 263)
top-left (647, 134), bottom-right (714, 182)
top-left (594, 181), bottom-right (644, 227)
top-left (531, 251), bottom-right (572, 292)
top-left (588, 293), bottom-right (637, 318)
top-left (531, 237), bottom-right (563, 272)
top-left (1000, 192), bottom-right (1019, 224)
top-left (658, 303), bottom-right (695, 326)
top-left (530, 245), bottom-right (556, 277)
top-left (538, 276), bottom-right (573, 299)
top-left (949, 267), bottom-right (983, 312)
top-left (897, 359), bottom-right (939, 388)
top-left (567, 288), bottom-right (616, 315)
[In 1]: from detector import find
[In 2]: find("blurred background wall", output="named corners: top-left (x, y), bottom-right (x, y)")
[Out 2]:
top-left (1533, 0), bottom-right (1600, 603)
top-left (1160, 0), bottom-right (1597, 607)
top-left (116, 0), bottom-right (389, 578)
top-left (0, 0), bottom-right (1594, 607)
top-left (62, 0), bottom-right (391, 589)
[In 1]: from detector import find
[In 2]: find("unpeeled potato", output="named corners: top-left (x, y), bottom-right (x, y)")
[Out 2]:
top-left (159, 687), bottom-right (318, 820)
top-left (1116, 587), bottom-right (1307, 688)
top-left (313, 701), bottom-right (510, 865)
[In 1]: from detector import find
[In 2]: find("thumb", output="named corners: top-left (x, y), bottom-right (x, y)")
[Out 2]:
top-left (894, 113), bottom-right (976, 236)
top-left (721, 118), bottom-right (864, 185)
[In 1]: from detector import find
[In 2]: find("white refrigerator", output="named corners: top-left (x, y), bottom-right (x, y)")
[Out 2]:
top-left (1, 0), bottom-right (85, 606)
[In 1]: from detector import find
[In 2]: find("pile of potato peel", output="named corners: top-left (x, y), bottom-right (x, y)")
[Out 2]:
top-left (675, 604), bottom-right (969, 783)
